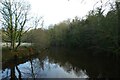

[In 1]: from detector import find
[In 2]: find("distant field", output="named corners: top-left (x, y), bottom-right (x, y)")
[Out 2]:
top-left (2, 43), bottom-right (32, 47)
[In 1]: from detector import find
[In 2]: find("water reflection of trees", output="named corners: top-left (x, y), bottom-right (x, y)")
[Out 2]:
top-left (10, 66), bottom-right (22, 80)
top-left (20, 52), bottom-right (47, 78)
top-left (46, 48), bottom-right (120, 78)
top-left (2, 54), bottom-right (38, 79)
top-left (2, 64), bottom-right (22, 80)
top-left (20, 58), bottom-right (44, 78)
top-left (2, 48), bottom-right (120, 79)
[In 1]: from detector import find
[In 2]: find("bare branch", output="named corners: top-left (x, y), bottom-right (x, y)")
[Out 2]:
top-left (0, 0), bottom-right (31, 50)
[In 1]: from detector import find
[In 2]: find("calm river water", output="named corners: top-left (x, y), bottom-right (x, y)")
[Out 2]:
top-left (1, 48), bottom-right (120, 79)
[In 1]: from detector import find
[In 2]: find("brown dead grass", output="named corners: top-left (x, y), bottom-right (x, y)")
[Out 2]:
top-left (2, 47), bottom-right (35, 62)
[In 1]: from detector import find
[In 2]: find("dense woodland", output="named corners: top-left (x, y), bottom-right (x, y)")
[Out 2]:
top-left (1, 1), bottom-right (120, 79)
top-left (1, 0), bottom-right (120, 56)
top-left (21, 2), bottom-right (120, 56)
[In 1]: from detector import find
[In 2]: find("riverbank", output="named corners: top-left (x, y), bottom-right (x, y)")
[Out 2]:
top-left (1, 47), bottom-right (120, 78)
top-left (2, 46), bottom-right (37, 63)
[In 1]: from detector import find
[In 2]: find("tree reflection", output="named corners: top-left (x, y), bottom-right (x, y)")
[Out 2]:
top-left (9, 65), bottom-right (22, 80)
top-left (21, 55), bottom-right (46, 78)
top-left (29, 59), bottom-right (35, 80)
top-left (8, 55), bottom-right (22, 80)
top-left (46, 48), bottom-right (120, 78)
top-left (2, 48), bottom-right (120, 79)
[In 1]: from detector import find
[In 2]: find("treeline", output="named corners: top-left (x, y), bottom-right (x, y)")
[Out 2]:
top-left (22, 5), bottom-right (120, 54)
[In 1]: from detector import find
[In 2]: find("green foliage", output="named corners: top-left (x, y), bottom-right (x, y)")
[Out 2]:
top-left (23, 3), bottom-right (120, 55)
top-left (22, 28), bottom-right (50, 49)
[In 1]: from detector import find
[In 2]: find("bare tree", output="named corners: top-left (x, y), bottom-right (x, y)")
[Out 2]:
top-left (0, 0), bottom-right (31, 50)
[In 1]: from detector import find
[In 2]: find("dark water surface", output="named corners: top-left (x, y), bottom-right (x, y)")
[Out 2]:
top-left (1, 48), bottom-right (120, 79)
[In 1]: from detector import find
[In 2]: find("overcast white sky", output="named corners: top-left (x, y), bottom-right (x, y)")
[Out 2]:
top-left (27, 0), bottom-right (114, 28)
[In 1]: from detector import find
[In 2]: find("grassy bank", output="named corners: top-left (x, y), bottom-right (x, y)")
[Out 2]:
top-left (2, 46), bottom-right (37, 63)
